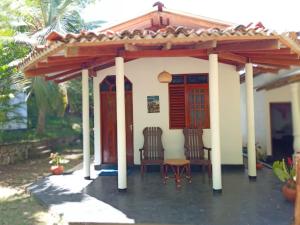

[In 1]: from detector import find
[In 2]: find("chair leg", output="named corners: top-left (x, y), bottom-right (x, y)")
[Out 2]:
top-left (208, 164), bottom-right (212, 184)
top-left (141, 164), bottom-right (144, 176)
top-left (202, 165), bottom-right (205, 183)
top-left (160, 164), bottom-right (164, 178)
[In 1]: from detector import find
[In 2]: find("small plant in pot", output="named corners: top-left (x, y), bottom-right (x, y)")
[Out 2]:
top-left (256, 143), bottom-right (266, 170)
top-left (49, 152), bottom-right (69, 175)
top-left (272, 157), bottom-right (296, 202)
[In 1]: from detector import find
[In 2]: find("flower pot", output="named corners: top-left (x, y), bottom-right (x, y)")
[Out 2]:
top-left (256, 163), bottom-right (263, 170)
top-left (50, 165), bottom-right (64, 175)
top-left (281, 182), bottom-right (296, 202)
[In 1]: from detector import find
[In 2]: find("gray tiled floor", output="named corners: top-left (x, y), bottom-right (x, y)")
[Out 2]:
top-left (85, 167), bottom-right (294, 225)
top-left (28, 166), bottom-right (294, 225)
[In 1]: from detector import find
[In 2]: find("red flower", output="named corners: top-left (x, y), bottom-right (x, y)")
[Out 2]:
top-left (287, 157), bottom-right (293, 167)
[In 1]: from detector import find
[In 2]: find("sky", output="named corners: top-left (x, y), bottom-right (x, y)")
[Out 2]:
top-left (82, 0), bottom-right (300, 32)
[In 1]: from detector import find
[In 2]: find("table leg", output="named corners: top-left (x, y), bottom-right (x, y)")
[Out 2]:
top-left (186, 164), bottom-right (192, 183)
top-left (163, 164), bottom-right (168, 184)
top-left (175, 165), bottom-right (181, 188)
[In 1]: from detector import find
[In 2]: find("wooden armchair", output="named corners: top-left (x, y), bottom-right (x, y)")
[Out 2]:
top-left (183, 128), bottom-right (212, 178)
top-left (139, 127), bottom-right (164, 176)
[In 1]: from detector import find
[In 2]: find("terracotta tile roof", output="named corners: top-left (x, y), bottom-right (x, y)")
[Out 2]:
top-left (18, 23), bottom-right (297, 71)
top-left (47, 24), bottom-right (276, 43)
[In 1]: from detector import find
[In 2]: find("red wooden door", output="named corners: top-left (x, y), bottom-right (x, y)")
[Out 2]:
top-left (100, 76), bottom-right (133, 164)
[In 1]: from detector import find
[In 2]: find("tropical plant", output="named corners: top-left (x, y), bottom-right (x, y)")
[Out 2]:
top-left (49, 152), bottom-right (69, 166)
top-left (272, 158), bottom-right (296, 188)
top-left (0, 40), bottom-right (30, 129)
top-left (0, 0), bottom-right (102, 134)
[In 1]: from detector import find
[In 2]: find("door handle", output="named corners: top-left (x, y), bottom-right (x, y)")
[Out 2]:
top-left (129, 124), bottom-right (133, 131)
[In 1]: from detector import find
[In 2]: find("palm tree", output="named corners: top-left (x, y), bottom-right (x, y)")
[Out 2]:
top-left (0, 0), bottom-right (101, 134)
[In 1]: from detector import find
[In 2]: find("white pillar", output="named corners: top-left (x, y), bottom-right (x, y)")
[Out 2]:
top-left (245, 63), bottom-right (256, 179)
top-left (209, 54), bottom-right (222, 192)
top-left (93, 76), bottom-right (101, 169)
top-left (291, 83), bottom-right (300, 159)
top-left (82, 69), bottom-right (90, 179)
top-left (116, 57), bottom-right (127, 190)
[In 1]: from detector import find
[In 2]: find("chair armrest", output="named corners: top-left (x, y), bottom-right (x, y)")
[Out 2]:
top-left (204, 147), bottom-right (211, 151)
top-left (204, 147), bottom-right (211, 161)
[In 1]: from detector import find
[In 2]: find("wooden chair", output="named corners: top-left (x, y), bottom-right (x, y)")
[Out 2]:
top-left (139, 127), bottom-right (164, 176)
top-left (183, 128), bottom-right (212, 179)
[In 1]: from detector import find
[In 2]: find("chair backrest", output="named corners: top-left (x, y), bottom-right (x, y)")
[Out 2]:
top-left (183, 128), bottom-right (204, 160)
top-left (142, 127), bottom-right (164, 160)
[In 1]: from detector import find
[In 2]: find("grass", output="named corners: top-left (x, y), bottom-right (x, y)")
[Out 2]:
top-left (0, 147), bottom-right (83, 225)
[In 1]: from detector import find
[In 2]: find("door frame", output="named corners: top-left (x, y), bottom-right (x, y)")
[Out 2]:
top-left (100, 75), bottom-right (134, 165)
top-left (269, 102), bottom-right (292, 157)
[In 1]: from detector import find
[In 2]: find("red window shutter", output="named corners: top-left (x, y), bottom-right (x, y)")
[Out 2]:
top-left (169, 84), bottom-right (185, 129)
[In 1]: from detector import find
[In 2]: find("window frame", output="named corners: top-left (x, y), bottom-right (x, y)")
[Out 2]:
top-left (168, 73), bottom-right (210, 129)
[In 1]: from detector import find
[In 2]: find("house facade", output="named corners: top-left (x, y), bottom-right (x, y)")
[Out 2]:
top-left (241, 68), bottom-right (300, 160)
top-left (93, 57), bottom-right (243, 165)
top-left (18, 3), bottom-right (300, 191)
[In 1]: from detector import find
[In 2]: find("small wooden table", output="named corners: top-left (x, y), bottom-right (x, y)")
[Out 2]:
top-left (163, 159), bottom-right (191, 188)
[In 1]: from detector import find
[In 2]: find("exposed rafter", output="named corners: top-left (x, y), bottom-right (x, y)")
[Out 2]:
top-left (55, 73), bottom-right (82, 83)
top-left (45, 68), bottom-right (82, 81)
top-left (251, 58), bottom-right (300, 66)
top-left (218, 52), bottom-right (247, 64)
top-left (65, 46), bottom-right (119, 57)
top-left (215, 39), bottom-right (280, 52)
top-left (121, 49), bottom-right (207, 58)
top-left (256, 73), bottom-right (300, 91)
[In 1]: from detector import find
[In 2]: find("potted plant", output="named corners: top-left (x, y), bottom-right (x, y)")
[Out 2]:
top-left (256, 143), bottom-right (266, 170)
top-left (49, 152), bottom-right (69, 175)
top-left (272, 157), bottom-right (296, 202)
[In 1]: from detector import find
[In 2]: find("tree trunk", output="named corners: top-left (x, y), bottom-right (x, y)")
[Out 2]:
top-left (37, 108), bottom-right (46, 134)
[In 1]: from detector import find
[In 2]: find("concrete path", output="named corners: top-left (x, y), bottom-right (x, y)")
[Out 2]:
top-left (27, 165), bottom-right (134, 224)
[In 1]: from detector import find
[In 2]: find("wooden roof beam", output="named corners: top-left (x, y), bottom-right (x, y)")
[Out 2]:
top-left (37, 58), bottom-right (96, 68)
top-left (121, 49), bottom-right (207, 58)
top-left (45, 68), bottom-right (82, 81)
top-left (124, 43), bottom-right (139, 51)
top-left (194, 40), bottom-right (217, 49)
top-left (238, 53), bottom-right (299, 60)
top-left (215, 39), bottom-right (280, 52)
top-left (65, 46), bottom-right (118, 57)
top-left (25, 57), bottom-right (112, 76)
top-left (46, 55), bottom-right (94, 62)
top-left (161, 42), bottom-right (172, 50)
top-left (233, 48), bottom-right (292, 55)
top-left (25, 63), bottom-right (85, 76)
top-left (54, 73), bottom-right (82, 83)
top-left (251, 58), bottom-right (300, 66)
top-left (218, 52), bottom-right (247, 64)
top-left (256, 73), bottom-right (300, 91)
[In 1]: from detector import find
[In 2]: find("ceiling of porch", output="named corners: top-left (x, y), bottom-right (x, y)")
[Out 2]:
top-left (18, 4), bottom-right (300, 84)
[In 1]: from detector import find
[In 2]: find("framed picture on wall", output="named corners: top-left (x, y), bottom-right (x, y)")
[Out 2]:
top-left (147, 96), bottom-right (160, 113)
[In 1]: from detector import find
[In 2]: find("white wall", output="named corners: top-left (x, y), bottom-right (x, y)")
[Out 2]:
top-left (95, 57), bottom-right (243, 165)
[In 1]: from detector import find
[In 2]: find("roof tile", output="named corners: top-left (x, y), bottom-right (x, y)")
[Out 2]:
top-left (18, 23), bottom-right (297, 70)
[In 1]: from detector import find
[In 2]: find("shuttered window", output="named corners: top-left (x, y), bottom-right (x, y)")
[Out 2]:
top-left (169, 74), bottom-right (210, 129)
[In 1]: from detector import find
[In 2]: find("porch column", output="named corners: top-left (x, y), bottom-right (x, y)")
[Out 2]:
top-left (209, 54), bottom-right (222, 192)
top-left (245, 63), bottom-right (256, 179)
top-left (291, 83), bottom-right (300, 159)
top-left (116, 57), bottom-right (127, 190)
top-left (93, 76), bottom-right (101, 169)
top-left (82, 69), bottom-right (90, 179)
